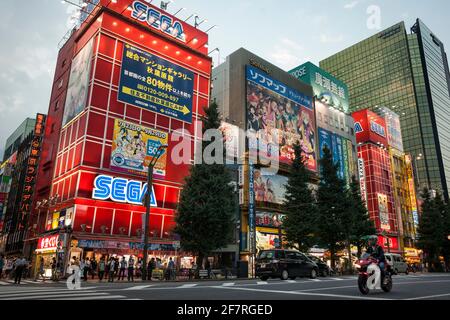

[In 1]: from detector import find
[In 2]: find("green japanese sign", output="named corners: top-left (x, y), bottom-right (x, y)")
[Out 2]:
top-left (290, 62), bottom-right (349, 113)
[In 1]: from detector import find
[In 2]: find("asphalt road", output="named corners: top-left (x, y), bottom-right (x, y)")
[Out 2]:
top-left (1, 273), bottom-right (450, 300)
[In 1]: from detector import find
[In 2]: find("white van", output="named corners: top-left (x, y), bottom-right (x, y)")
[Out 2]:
top-left (385, 253), bottom-right (408, 275)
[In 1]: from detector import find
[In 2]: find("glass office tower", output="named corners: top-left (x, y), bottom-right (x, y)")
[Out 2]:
top-left (320, 20), bottom-right (450, 200)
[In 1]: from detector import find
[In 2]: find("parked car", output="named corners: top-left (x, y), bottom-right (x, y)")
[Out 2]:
top-left (256, 249), bottom-right (319, 281)
top-left (385, 253), bottom-right (409, 275)
top-left (307, 255), bottom-right (331, 277)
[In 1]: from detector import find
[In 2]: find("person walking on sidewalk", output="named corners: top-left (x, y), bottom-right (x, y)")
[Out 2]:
top-left (98, 258), bottom-right (106, 282)
top-left (147, 258), bottom-right (156, 281)
top-left (35, 257), bottom-right (46, 282)
top-left (0, 254), bottom-right (4, 280)
top-left (127, 256), bottom-right (135, 282)
top-left (118, 257), bottom-right (127, 281)
top-left (168, 257), bottom-right (175, 281)
top-left (108, 258), bottom-right (116, 282)
top-left (90, 258), bottom-right (97, 280)
top-left (13, 256), bottom-right (26, 284)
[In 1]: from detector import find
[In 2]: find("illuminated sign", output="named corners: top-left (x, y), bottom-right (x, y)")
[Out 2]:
top-left (37, 235), bottom-right (59, 251)
top-left (358, 158), bottom-right (367, 203)
top-left (131, 1), bottom-right (185, 42)
top-left (354, 122), bottom-right (363, 134)
top-left (370, 121), bottom-right (386, 138)
top-left (92, 175), bottom-right (157, 207)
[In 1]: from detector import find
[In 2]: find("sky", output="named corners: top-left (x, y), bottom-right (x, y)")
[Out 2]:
top-left (0, 0), bottom-right (449, 159)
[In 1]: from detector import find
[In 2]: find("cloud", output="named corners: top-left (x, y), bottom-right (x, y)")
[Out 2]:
top-left (269, 38), bottom-right (310, 71)
top-left (319, 33), bottom-right (345, 44)
top-left (344, 1), bottom-right (359, 9)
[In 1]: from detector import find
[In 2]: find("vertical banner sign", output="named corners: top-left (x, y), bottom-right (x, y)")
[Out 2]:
top-left (358, 158), bottom-right (367, 204)
top-left (118, 44), bottom-right (194, 123)
top-left (342, 138), bottom-right (349, 184)
top-left (248, 163), bottom-right (256, 255)
top-left (378, 193), bottom-right (391, 231)
top-left (19, 114), bottom-right (46, 228)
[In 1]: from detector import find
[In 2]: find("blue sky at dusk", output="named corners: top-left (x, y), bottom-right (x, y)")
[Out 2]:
top-left (0, 0), bottom-right (449, 158)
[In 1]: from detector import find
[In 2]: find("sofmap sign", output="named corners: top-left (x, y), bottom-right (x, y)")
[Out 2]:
top-left (92, 175), bottom-right (157, 207)
top-left (118, 44), bottom-right (194, 123)
top-left (131, 1), bottom-right (185, 42)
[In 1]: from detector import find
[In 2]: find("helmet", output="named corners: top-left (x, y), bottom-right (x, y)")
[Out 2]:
top-left (368, 235), bottom-right (378, 246)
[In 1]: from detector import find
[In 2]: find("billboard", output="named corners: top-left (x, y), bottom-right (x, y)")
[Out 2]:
top-left (220, 122), bottom-right (241, 160)
top-left (352, 109), bottom-right (388, 146)
top-left (118, 44), bottom-right (194, 123)
top-left (256, 211), bottom-right (285, 228)
top-left (254, 169), bottom-right (288, 205)
top-left (381, 107), bottom-right (403, 151)
top-left (63, 38), bottom-right (94, 126)
top-left (246, 65), bottom-right (316, 171)
top-left (318, 128), bottom-right (352, 182)
top-left (111, 119), bottom-right (168, 179)
top-left (378, 193), bottom-right (391, 231)
top-left (256, 232), bottom-right (281, 251)
top-left (290, 62), bottom-right (349, 113)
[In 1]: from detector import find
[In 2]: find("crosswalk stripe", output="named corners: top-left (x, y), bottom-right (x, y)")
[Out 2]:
top-left (222, 283), bottom-right (235, 287)
top-left (257, 281), bottom-right (268, 285)
top-left (179, 284), bottom-right (198, 288)
top-left (310, 279), bottom-right (321, 282)
top-left (50, 295), bottom-right (126, 301)
top-left (123, 285), bottom-right (154, 291)
top-left (0, 290), bottom-right (97, 299)
top-left (287, 280), bottom-right (296, 283)
top-left (329, 278), bottom-right (344, 281)
top-left (2, 292), bottom-right (106, 300)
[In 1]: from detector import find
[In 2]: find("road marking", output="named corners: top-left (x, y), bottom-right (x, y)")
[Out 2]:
top-left (329, 278), bottom-right (344, 281)
top-left (50, 295), bottom-right (127, 300)
top-left (123, 285), bottom-right (154, 291)
top-left (214, 285), bottom-right (392, 300)
top-left (309, 279), bottom-right (321, 282)
top-left (257, 281), bottom-right (268, 285)
top-left (287, 280), bottom-right (296, 283)
top-left (179, 284), bottom-right (198, 288)
top-left (2, 292), bottom-right (107, 300)
top-left (0, 290), bottom-right (97, 298)
top-left (405, 293), bottom-right (450, 300)
top-left (222, 283), bottom-right (235, 287)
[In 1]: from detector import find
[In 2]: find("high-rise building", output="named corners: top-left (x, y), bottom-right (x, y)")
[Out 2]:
top-left (2, 118), bottom-right (36, 162)
top-left (320, 19), bottom-right (450, 201)
top-left (24, 0), bottom-right (211, 275)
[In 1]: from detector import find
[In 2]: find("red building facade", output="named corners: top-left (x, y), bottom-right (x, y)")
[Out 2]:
top-left (353, 109), bottom-right (400, 253)
top-left (29, 0), bottom-right (212, 269)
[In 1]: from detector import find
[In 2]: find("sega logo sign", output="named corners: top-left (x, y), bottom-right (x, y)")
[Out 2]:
top-left (354, 122), bottom-right (363, 134)
top-left (93, 175), bottom-right (157, 207)
top-left (131, 1), bottom-right (185, 42)
top-left (370, 121), bottom-right (386, 138)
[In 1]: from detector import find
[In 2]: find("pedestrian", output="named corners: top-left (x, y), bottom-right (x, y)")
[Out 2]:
top-left (108, 258), bottom-right (116, 282)
top-left (136, 258), bottom-right (142, 278)
top-left (127, 256), bottom-right (135, 282)
top-left (98, 258), bottom-right (106, 282)
top-left (168, 257), bottom-right (175, 281)
top-left (5, 258), bottom-right (13, 279)
top-left (35, 257), bottom-right (46, 282)
top-left (114, 257), bottom-right (119, 278)
top-left (118, 257), bottom-right (127, 281)
top-left (13, 256), bottom-right (26, 284)
top-left (91, 258), bottom-right (97, 280)
top-left (147, 258), bottom-right (156, 281)
top-left (51, 257), bottom-right (57, 281)
top-left (0, 254), bottom-right (4, 280)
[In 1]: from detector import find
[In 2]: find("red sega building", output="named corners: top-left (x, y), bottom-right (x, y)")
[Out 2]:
top-left (28, 0), bottom-right (212, 270)
top-left (353, 109), bottom-right (401, 253)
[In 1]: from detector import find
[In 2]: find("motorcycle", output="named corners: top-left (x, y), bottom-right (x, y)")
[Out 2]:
top-left (355, 253), bottom-right (393, 295)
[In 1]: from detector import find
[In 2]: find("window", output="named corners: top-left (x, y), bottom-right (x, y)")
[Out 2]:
top-left (54, 101), bottom-right (59, 111)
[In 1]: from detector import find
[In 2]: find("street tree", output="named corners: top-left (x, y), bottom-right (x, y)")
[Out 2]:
top-left (348, 175), bottom-right (376, 257)
top-left (417, 188), bottom-right (444, 272)
top-left (316, 146), bottom-right (349, 269)
top-left (174, 101), bottom-right (235, 270)
top-left (283, 143), bottom-right (317, 252)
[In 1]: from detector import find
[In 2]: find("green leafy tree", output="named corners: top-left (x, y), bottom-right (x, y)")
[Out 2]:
top-left (174, 101), bottom-right (235, 270)
top-left (316, 146), bottom-right (348, 269)
top-left (417, 189), bottom-right (444, 272)
top-left (283, 143), bottom-right (317, 252)
top-left (442, 202), bottom-right (450, 271)
top-left (348, 175), bottom-right (376, 257)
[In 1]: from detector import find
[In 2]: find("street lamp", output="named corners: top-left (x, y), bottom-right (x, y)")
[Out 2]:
top-left (141, 144), bottom-right (168, 281)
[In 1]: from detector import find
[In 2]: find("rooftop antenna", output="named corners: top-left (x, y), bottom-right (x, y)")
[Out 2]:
top-left (160, 0), bottom-right (173, 11)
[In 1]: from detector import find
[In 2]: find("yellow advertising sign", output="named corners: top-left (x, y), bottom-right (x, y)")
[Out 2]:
top-left (110, 119), bottom-right (168, 179)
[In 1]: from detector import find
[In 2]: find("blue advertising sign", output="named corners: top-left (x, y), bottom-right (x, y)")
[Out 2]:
top-left (118, 44), bottom-right (194, 123)
top-left (248, 164), bottom-right (256, 254)
top-left (335, 136), bottom-right (344, 180)
top-left (318, 128), bottom-right (332, 159)
top-left (246, 65), bottom-right (312, 109)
